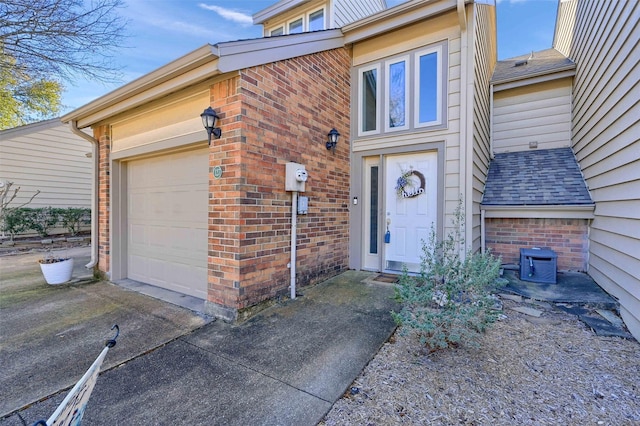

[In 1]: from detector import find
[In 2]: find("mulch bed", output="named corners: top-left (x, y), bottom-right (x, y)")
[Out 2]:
top-left (321, 298), bottom-right (640, 425)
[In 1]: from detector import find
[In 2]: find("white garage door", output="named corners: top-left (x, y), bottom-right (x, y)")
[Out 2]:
top-left (127, 148), bottom-right (208, 299)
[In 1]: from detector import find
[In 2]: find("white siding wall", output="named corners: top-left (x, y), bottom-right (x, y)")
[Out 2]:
top-left (554, 0), bottom-right (640, 340)
top-left (334, 0), bottom-right (385, 27)
top-left (493, 79), bottom-right (572, 153)
top-left (0, 120), bottom-right (92, 208)
top-left (470, 3), bottom-right (497, 252)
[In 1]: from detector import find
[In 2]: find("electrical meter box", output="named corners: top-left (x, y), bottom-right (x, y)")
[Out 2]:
top-left (285, 162), bottom-right (307, 192)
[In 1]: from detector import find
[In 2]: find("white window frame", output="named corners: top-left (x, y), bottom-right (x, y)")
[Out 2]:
top-left (287, 16), bottom-right (304, 34)
top-left (384, 55), bottom-right (410, 133)
top-left (269, 26), bottom-right (284, 36)
top-left (307, 7), bottom-right (326, 31)
top-left (414, 45), bottom-right (443, 128)
top-left (358, 63), bottom-right (381, 137)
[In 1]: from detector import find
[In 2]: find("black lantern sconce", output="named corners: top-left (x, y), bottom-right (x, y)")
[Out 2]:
top-left (201, 106), bottom-right (222, 146)
top-left (326, 128), bottom-right (340, 153)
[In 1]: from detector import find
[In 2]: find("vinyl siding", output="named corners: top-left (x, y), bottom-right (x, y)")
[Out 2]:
top-left (493, 79), bottom-right (572, 153)
top-left (0, 120), bottom-right (92, 208)
top-left (554, 0), bottom-right (640, 339)
top-left (351, 10), bottom-right (463, 238)
top-left (470, 3), bottom-right (496, 252)
top-left (334, 0), bottom-right (385, 27)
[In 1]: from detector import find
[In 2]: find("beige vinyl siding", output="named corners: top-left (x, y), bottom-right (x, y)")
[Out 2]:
top-left (351, 10), bottom-right (463, 237)
top-left (493, 79), bottom-right (572, 153)
top-left (470, 3), bottom-right (496, 252)
top-left (554, 0), bottom-right (640, 339)
top-left (0, 120), bottom-right (92, 208)
top-left (334, 0), bottom-right (385, 28)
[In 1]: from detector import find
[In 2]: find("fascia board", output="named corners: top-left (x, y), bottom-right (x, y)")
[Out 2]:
top-left (72, 61), bottom-right (222, 128)
top-left (343, 0), bottom-right (457, 44)
top-left (253, 0), bottom-right (309, 24)
top-left (492, 68), bottom-right (576, 92)
top-left (61, 44), bottom-right (220, 127)
top-left (216, 30), bottom-right (344, 72)
top-left (481, 204), bottom-right (595, 219)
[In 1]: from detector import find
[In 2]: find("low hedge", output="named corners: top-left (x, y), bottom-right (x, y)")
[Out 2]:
top-left (2, 207), bottom-right (91, 239)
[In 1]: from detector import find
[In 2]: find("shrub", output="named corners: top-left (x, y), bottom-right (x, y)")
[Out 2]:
top-left (391, 201), bottom-right (502, 351)
top-left (2, 208), bottom-right (31, 240)
top-left (24, 207), bottom-right (59, 237)
top-left (59, 207), bottom-right (91, 236)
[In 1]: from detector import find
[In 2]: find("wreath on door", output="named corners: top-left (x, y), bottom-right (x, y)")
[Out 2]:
top-left (395, 169), bottom-right (426, 198)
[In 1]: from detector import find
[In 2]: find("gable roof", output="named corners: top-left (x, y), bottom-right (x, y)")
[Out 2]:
top-left (491, 48), bottom-right (575, 90)
top-left (481, 148), bottom-right (593, 206)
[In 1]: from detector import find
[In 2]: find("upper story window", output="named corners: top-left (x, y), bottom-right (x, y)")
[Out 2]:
top-left (267, 7), bottom-right (325, 36)
top-left (356, 42), bottom-right (447, 137)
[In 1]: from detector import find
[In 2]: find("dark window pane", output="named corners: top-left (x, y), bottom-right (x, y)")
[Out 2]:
top-left (362, 69), bottom-right (377, 132)
top-left (418, 52), bottom-right (438, 124)
top-left (369, 166), bottom-right (379, 254)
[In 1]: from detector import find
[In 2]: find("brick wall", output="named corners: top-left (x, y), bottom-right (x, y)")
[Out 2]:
top-left (485, 218), bottom-right (589, 271)
top-left (94, 125), bottom-right (111, 273)
top-left (206, 48), bottom-right (352, 319)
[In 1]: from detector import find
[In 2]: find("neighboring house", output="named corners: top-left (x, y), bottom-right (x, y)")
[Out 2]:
top-left (483, 0), bottom-right (639, 340)
top-left (553, 0), bottom-right (639, 339)
top-left (0, 119), bottom-right (92, 209)
top-left (60, 0), bottom-right (639, 341)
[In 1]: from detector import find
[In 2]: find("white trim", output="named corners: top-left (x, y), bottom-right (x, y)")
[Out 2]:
top-left (384, 55), bottom-right (410, 133)
top-left (414, 45), bottom-right (443, 128)
top-left (358, 63), bottom-right (381, 137)
top-left (481, 204), bottom-right (596, 219)
top-left (288, 16), bottom-right (304, 34)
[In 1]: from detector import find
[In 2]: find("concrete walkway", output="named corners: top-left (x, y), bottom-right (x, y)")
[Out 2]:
top-left (0, 250), bottom-right (398, 425)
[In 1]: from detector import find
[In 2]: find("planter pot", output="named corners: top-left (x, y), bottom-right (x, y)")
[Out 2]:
top-left (40, 258), bottom-right (74, 285)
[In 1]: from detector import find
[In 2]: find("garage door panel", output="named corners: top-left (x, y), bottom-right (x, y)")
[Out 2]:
top-left (127, 148), bottom-right (208, 299)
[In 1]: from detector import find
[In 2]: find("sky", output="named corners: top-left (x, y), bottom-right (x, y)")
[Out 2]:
top-left (60, 0), bottom-right (559, 113)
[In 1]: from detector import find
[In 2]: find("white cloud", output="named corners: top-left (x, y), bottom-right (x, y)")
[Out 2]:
top-left (198, 4), bottom-right (253, 26)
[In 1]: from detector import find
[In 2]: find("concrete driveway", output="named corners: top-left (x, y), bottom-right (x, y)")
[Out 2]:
top-left (0, 248), bottom-right (399, 425)
top-left (0, 247), bottom-right (211, 418)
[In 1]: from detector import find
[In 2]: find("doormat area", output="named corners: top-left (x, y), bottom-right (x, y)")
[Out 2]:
top-left (373, 274), bottom-right (399, 284)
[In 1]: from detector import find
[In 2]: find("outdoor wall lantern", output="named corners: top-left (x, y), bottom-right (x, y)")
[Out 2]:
top-left (200, 106), bottom-right (222, 146)
top-left (326, 128), bottom-right (340, 153)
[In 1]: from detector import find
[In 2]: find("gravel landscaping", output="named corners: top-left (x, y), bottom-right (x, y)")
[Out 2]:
top-left (321, 297), bottom-right (640, 425)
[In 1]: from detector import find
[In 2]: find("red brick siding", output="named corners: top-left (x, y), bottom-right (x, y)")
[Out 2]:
top-left (207, 48), bottom-right (352, 313)
top-left (94, 125), bottom-right (111, 273)
top-left (485, 218), bottom-right (589, 271)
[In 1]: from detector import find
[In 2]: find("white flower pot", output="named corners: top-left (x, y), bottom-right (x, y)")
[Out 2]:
top-left (40, 258), bottom-right (74, 285)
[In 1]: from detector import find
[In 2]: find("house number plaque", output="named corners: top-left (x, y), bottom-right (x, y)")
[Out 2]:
top-left (213, 166), bottom-right (223, 179)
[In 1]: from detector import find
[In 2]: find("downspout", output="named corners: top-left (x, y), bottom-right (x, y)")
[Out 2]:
top-left (457, 0), bottom-right (472, 252)
top-left (68, 120), bottom-right (98, 270)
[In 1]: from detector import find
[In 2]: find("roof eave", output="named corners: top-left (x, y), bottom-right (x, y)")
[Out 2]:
top-left (343, 0), bottom-right (460, 44)
top-left (61, 44), bottom-right (221, 127)
top-left (253, 0), bottom-right (309, 25)
top-left (492, 65), bottom-right (576, 91)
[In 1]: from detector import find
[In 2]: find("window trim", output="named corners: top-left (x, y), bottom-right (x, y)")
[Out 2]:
top-left (269, 26), bottom-right (284, 36)
top-left (358, 63), bottom-right (381, 137)
top-left (307, 7), bottom-right (326, 32)
top-left (414, 45), bottom-right (443, 128)
top-left (287, 17), bottom-right (304, 34)
top-left (384, 55), bottom-right (410, 133)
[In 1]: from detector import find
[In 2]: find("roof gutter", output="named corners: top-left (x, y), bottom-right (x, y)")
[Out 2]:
top-left (68, 120), bottom-right (99, 270)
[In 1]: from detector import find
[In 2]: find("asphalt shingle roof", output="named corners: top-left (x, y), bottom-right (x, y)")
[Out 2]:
top-left (481, 148), bottom-right (593, 206)
top-left (491, 48), bottom-right (576, 84)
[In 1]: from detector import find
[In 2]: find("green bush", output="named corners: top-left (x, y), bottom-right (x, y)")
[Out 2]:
top-left (59, 207), bottom-right (91, 236)
top-left (25, 207), bottom-right (59, 237)
top-left (2, 208), bottom-right (31, 240)
top-left (391, 201), bottom-right (502, 351)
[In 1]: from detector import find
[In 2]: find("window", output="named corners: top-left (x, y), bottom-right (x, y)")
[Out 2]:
top-left (356, 42), bottom-right (446, 137)
top-left (289, 18), bottom-right (303, 34)
top-left (266, 7), bottom-right (325, 36)
top-left (308, 9), bottom-right (324, 31)
top-left (358, 64), bottom-right (380, 135)
top-left (385, 57), bottom-right (409, 132)
top-left (270, 26), bottom-right (284, 37)
top-left (415, 46), bottom-right (442, 127)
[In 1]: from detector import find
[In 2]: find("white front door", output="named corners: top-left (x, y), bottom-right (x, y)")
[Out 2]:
top-left (384, 152), bottom-right (437, 272)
